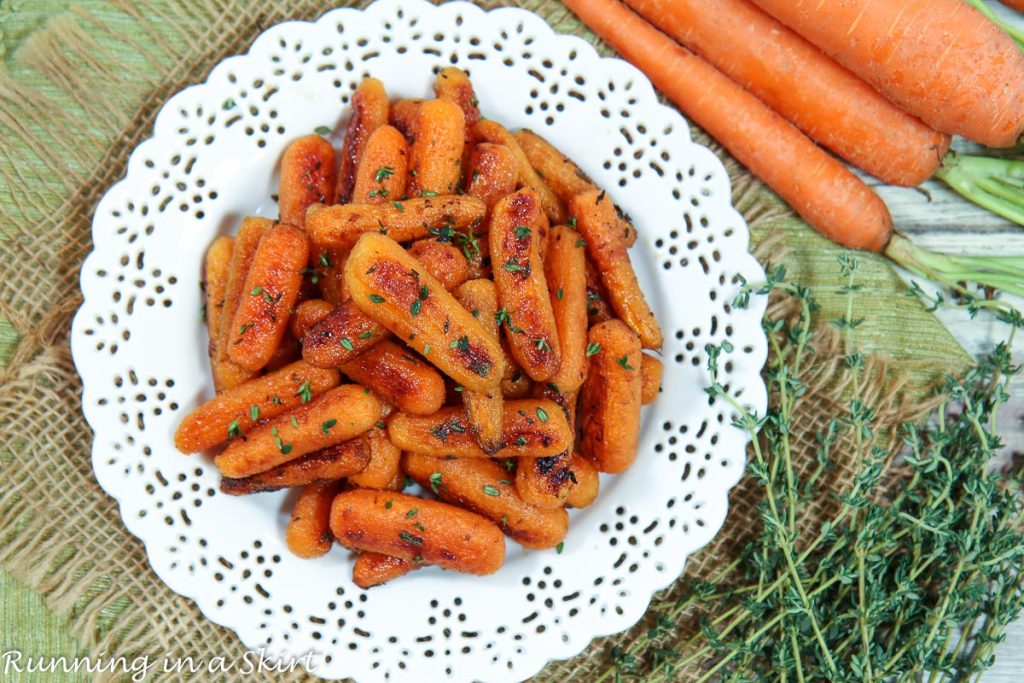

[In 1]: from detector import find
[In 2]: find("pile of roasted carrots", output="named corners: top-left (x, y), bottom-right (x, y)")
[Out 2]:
top-left (564, 0), bottom-right (1024, 303)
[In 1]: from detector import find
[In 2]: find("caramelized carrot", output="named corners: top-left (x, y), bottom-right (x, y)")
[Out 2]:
top-left (290, 299), bottom-right (335, 340)
top-left (336, 78), bottom-right (389, 204)
top-left (347, 425), bottom-right (402, 489)
top-left (219, 438), bottom-right (370, 495)
top-left (565, 453), bottom-right (599, 508)
top-left (433, 67), bottom-right (482, 132)
top-left (545, 226), bottom-right (589, 392)
top-left (339, 339), bottom-right (446, 415)
top-left (286, 481), bottom-right (343, 559)
top-left (640, 353), bottom-right (663, 405)
top-left (353, 552), bottom-right (417, 588)
top-left (351, 125), bottom-right (409, 205)
top-left (388, 99), bottom-right (422, 138)
top-left (203, 236), bottom-right (233, 365)
top-left (454, 279), bottom-right (505, 454)
top-left (301, 300), bottom-right (388, 369)
top-left (279, 135), bottom-right (337, 227)
top-left (407, 239), bottom-right (471, 292)
top-left (408, 99), bottom-right (466, 197)
top-left (464, 143), bottom-right (519, 210)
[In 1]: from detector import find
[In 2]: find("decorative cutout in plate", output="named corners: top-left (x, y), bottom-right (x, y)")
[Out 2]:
top-left (70, 1), bottom-right (768, 680)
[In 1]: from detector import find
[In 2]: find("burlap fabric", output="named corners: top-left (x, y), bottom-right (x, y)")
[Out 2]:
top-left (0, 1), bottom-right (970, 681)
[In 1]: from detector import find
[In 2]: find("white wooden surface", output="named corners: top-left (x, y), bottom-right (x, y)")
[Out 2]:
top-left (867, 4), bottom-right (1024, 677)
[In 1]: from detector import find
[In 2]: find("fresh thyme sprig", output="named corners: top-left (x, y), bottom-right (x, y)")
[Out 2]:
top-left (598, 256), bottom-right (1024, 683)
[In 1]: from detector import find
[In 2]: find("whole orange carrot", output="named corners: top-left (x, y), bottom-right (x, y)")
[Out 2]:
top-left (749, 0), bottom-right (1024, 148)
top-left (562, 0), bottom-right (892, 252)
top-left (622, 0), bottom-right (951, 187)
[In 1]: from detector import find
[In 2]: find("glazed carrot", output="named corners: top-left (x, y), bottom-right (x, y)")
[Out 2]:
top-left (330, 489), bottom-right (506, 575)
top-left (317, 247), bottom-right (350, 305)
top-left (464, 143), bottom-right (518, 210)
top-left (339, 339), bottom-right (446, 415)
top-left (749, 0), bottom-right (1024, 148)
top-left (214, 217), bottom-right (272, 390)
top-left (219, 438), bottom-right (370, 495)
top-left (301, 300), bottom-right (388, 369)
top-left (570, 190), bottom-right (662, 348)
top-left (306, 195), bottom-right (487, 250)
top-left (561, 0), bottom-right (893, 253)
top-left (578, 320), bottom-right (642, 473)
top-left (622, 0), bottom-right (952, 186)
top-left (344, 233), bottom-right (505, 392)
top-left (403, 453), bottom-right (569, 550)
top-left (584, 258), bottom-right (614, 327)
top-left (501, 359), bottom-right (533, 399)
top-left (514, 130), bottom-right (637, 245)
top-left (204, 236), bottom-right (233, 362)
top-left (515, 453), bottom-right (575, 509)
top-left (473, 120), bottom-right (567, 224)
top-left (279, 135), bottom-right (338, 227)
top-left (640, 353), bottom-right (662, 405)
top-left (290, 299), bottom-right (335, 340)
top-left (286, 481), bottom-right (343, 559)
top-left (347, 425), bottom-right (402, 489)
top-left (351, 125), bottom-right (409, 205)
top-left (353, 552), bottom-right (417, 588)
top-left (389, 99), bottom-right (422, 138)
top-left (545, 226), bottom-right (589, 392)
top-left (454, 279), bottom-right (505, 454)
top-left (407, 239), bottom-right (471, 291)
top-left (434, 67), bottom-right (482, 132)
top-left (175, 361), bottom-right (340, 453)
top-left (227, 223), bottom-right (310, 372)
top-left (336, 78), bottom-right (389, 204)
top-left (388, 399), bottom-right (571, 459)
top-left (215, 384), bottom-right (381, 478)
top-left (565, 453), bottom-right (599, 509)
top-left (490, 189), bottom-right (561, 381)
top-left (408, 99), bottom-right (466, 197)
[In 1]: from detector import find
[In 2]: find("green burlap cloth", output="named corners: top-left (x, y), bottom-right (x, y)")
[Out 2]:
top-left (0, 1), bottom-right (970, 681)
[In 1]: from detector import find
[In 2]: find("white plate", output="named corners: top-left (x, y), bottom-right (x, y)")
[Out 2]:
top-left (69, 1), bottom-right (768, 680)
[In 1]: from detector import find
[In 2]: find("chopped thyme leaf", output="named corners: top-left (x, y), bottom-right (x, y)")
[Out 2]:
top-left (617, 355), bottom-right (635, 371)
top-left (420, 190), bottom-right (438, 197)
top-left (375, 165), bottom-right (395, 183)
top-left (368, 294), bottom-right (386, 304)
top-left (295, 380), bottom-right (313, 404)
top-left (429, 471), bottom-right (442, 494)
top-left (482, 485), bottom-right (500, 497)
top-left (567, 216), bottom-right (577, 228)
top-left (368, 188), bottom-right (389, 198)
top-left (514, 225), bottom-right (532, 239)
top-left (272, 395), bottom-right (282, 405)
top-left (385, 499), bottom-right (393, 509)
top-left (227, 419), bottom-right (241, 438)
top-left (406, 508), bottom-right (418, 518)
top-left (391, 200), bottom-right (404, 212)
top-left (398, 531), bottom-right (423, 546)
top-left (315, 125), bottom-right (332, 135)
top-left (547, 382), bottom-right (560, 393)
top-left (586, 342), bottom-right (601, 356)
top-left (450, 335), bottom-right (470, 352)
top-left (222, 98), bottom-right (236, 110)
top-left (419, 285), bottom-right (429, 300)
top-left (503, 260), bottom-right (525, 273)
top-left (358, 329), bottom-right (375, 340)
top-left (340, 337), bottom-right (354, 351)
top-left (536, 407), bottom-right (549, 422)
top-left (410, 299), bottom-right (422, 316)
top-left (423, 344), bottom-right (431, 355)
top-left (238, 322), bottom-right (253, 335)
top-left (250, 405), bottom-right (260, 421)
top-left (534, 337), bottom-right (551, 353)
top-left (556, 541), bottom-right (564, 554)
top-left (557, 287), bottom-right (564, 300)
top-left (321, 419), bottom-right (337, 435)
top-left (319, 252), bottom-right (332, 268)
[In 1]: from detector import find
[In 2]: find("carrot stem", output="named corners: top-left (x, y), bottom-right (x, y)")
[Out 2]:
top-left (885, 235), bottom-right (1024, 303)
top-left (962, 0), bottom-right (1024, 49)
top-left (935, 154), bottom-right (1024, 226)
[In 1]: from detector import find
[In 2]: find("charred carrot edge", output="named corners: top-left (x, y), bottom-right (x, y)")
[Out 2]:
top-left (290, 299), bottom-right (335, 340)
top-left (565, 453), bottom-right (599, 509)
top-left (433, 67), bottom-right (482, 132)
top-left (351, 125), bottom-right (409, 205)
top-left (204, 236), bottom-right (234, 362)
top-left (454, 279), bottom-right (505, 454)
top-left (545, 225), bottom-right (589, 392)
top-left (330, 489), bottom-right (506, 575)
top-left (464, 143), bottom-right (519, 210)
top-left (347, 426), bottom-right (402, 489)
top-left (515, 453), bottom-right (575, 509)
top-left (219, 437), bottom-right (370, 495)
top-left (339, 339), bottom-right (446, 416)
top-left (407, 239), bottom-right (471, 292)
top-left (403, 453), bottom-right (569, 550)
top-left (388, 399), bottom-right (571, 459)
top-left (175, 360), bottom-right (340, 453)
top-left (279, 135), bottom-right (338, 227)
top-left (578, 320), bottom-right (643, 473)
top-left (336, 77), bottom-right (389, 204)
top-left (344, 233), bottom-right (505, 393)
top-left (388, 99), bottom-right (422, 138)
top-left (490, 189), bottom-right (561, 381)
top-left (306, 195), bottom-right (487, 250)
top-left (215, 384), bottom-right (382, 478)
top-left (584, 257), bottom-right (614, 327)
top-left (353, 552), bottom-right (417, 588)
top-left (570, 190), bottom-right (662, 349)
top-left (286, 481), bottom-right (343, 559)
top-left (408, 99), bottom-right (466, 197)
top-left (301, 300), bottom-right (389, 369)
top-left (317, 247), bottom-right (351, 305)
top-left (227, 223), bottom-right (310, 372)
top-left (640, 353), bottom-right (663, 405)
top-left (473, 120), bottom-right (567, 224)
top-left (214, 217), bottom-right (272, 391)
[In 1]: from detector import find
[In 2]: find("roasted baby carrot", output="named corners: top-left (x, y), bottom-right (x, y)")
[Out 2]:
top-left (227, 223), bottom-right (310, 372)
top-left (464, 143), bottom-right (519, 210)
top-left (545, 225), bottom-right (589, 392)
top-left (490, 189), bottom-right (561, 381)
top-left (352, 552), bottom-right (417, 588)
top-left (344, 233), bottom-right (505, 392)
top-left (501, 361), bottom-right (533, 399)
top-left (474, 120), bottom-right (566, 224)
top-left (214, 216), bottom-right (271, 391)
top-left (388, 98), bottom-right (422, 138)
top-left (306, 195), bottom-right (487, 250)
top-left (454, 279), bottom-right (505, 454)
top-left (565, 453), bottom-right (599, 509)
top-left (514, 130), bottom-right (637, 245)
top-left (578, 320), bottom-right (643, 473)
top-left (561, 0), bottom-right (894, 253)
top-left (407, 239), bottom-right (471, 292)
top-left (317, 247), bottom-right (350, 305)
top-left (570, 190), bottom-right (661, 349)
top-left (219, 437), bottom-right (370, 495)
top-left (515, 453), bottom-right (575, 509)
top-left (290, 299), bottom-right (335, 340)
top-left (403, 453), bottom-right (569, 550)
top-left (215, 384), bottom-right (382, 478)
top-left (749, 0), bottom-right (1024, 148)
top-left (330, 489), bottom-right (506, 575)
top-left (204, 235), bottom-right (233, 363)
top-left (584, 258), bottom-right (614, 326)
top-left (640, 353), bottom-right (662, 405)
top-left (336, 77), bottom-right (389, 204)
top-left (339, 339), bottom-right (446, 415)
top-left (286, 481), bottom-right (343, 559)
top-left (351, 125), bottom-right (409, 205)
top-left (301, 300), bottom-right (388, 369)
top-left (347, 425), bottom-right (402, 489)
top-left (407, 99), bottom-right (466, 197)
top-left (433, 67), bottom-right (482, 133)
top-left (279, 135), bottom-right (338, 227)
top-left (388, 399), bottom-right (571, 459)
top-left (175, 360), bottom-right (340, 453)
